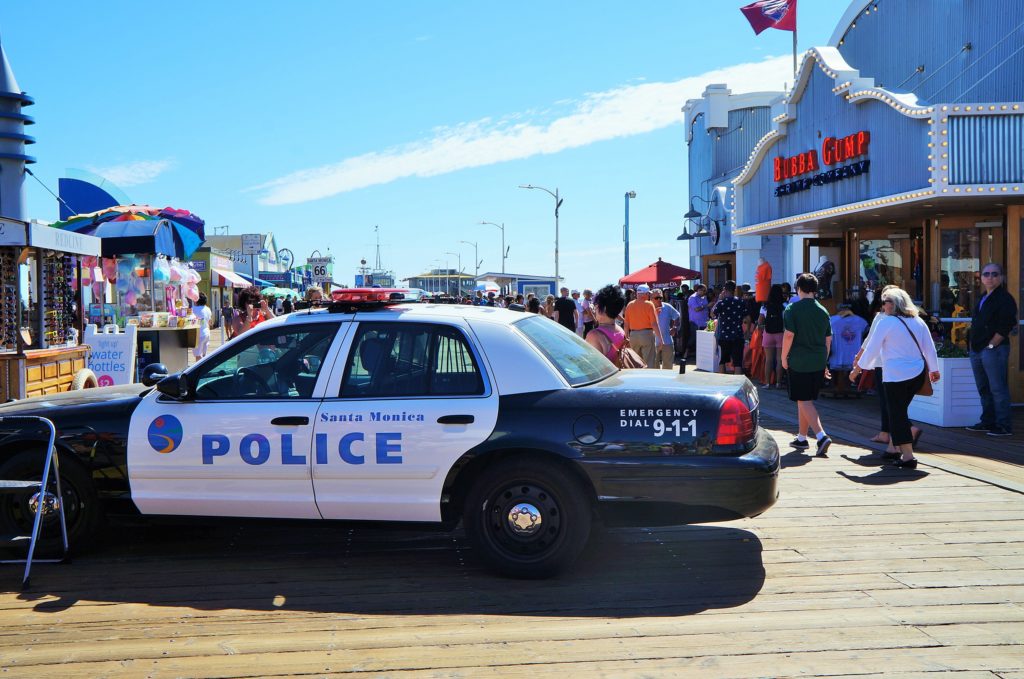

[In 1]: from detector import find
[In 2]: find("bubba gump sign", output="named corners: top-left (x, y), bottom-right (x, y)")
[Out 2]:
top-left (774, 131), bottom-right (871, 197)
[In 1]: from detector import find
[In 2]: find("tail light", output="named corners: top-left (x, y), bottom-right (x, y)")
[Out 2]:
top-left (716, 396), bottom-right (755, 447)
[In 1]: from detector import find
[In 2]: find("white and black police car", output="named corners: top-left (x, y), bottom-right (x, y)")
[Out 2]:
top-left (0, 290), bottom-right (779, 578)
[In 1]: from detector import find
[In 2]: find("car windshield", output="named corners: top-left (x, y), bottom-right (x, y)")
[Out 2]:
top-left (514, 315), bottom-right (617, 386)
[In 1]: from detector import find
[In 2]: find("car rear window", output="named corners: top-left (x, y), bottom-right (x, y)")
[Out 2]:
top-left (515, 315), bottom-right (617, 386)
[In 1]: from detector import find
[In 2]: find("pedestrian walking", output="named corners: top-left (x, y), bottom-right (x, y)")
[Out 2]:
top-left (585, 285), bottom-right (628, 366)
top-left (711, 280), bottom-right (747, 375)
top-left (553, 287), bottom-right (578, 332)
top-left (782, 273), bottom-right (833, 457)
top-left (652, 288), bottom-right (680, 369)
top-left (758, 284), bottom-right (786, 388)
top-left (581, 288), bottom-right (596, 337)
top-left (965, 263), bottom-right (1017, 437)
top-left (853, 288), bottom-right (940, 469)
top-left (686, 284), bottom-right (710, 359)
top-left (191, 292), bottom-right (213, 359)
top-left (622, 284), bottom-right (664, 368)
top-left (570, 290), bottom-right (585, 336)
top-left (282, 296), bottom-right (293, 314)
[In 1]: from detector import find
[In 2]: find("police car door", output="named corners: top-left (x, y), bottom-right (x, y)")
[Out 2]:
top-left (128, 321), bottom-right (347, 519)
top-left (313, 320), bottom-right (498, 521)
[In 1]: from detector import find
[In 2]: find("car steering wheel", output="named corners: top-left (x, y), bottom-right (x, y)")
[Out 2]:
top-left (234, 366), bottom-right (272, 397)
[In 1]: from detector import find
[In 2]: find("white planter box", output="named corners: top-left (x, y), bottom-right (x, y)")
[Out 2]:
top-left (696, 330), bottom-right (719, 373)
top-left (907, 356), bottom-right (983, 427)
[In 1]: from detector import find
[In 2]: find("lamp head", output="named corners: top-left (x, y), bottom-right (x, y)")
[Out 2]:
top-left (683, 201), bottom-right (702, 220)
top-left (627, 191), bottom-right (636, 199)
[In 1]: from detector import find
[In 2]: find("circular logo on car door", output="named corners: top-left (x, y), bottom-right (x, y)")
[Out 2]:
top-left (148, 415), bottom-right (183, 454)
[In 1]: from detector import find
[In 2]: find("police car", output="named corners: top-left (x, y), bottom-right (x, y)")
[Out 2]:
top-left (0, 290), bottom-right (779, 578)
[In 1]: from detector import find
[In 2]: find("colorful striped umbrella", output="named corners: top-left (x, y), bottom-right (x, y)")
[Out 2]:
top-left (53, 205), bottom-right (206, 259)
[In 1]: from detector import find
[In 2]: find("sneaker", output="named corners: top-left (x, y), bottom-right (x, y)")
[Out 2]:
top-left (790, 438), bottom-right (810, 449)
top-left (815, 436), bottom-right (832, 458)
top-left (965, 422), bottom-right (993, 432)
top-left (987, 427), bottom-right (1013, 437)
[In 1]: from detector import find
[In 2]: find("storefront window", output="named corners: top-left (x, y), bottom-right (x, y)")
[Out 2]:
top-left (857, 238), bottom-right (905, 298)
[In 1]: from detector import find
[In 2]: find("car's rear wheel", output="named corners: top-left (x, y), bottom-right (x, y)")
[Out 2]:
top-left (0, 449), bottom-right (100, 553)
top-left (463, 457), bottom-right (591, 578)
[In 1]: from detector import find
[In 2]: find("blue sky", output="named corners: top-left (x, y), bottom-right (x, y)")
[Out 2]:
top-left (4, 1), bottom-right (849, 289)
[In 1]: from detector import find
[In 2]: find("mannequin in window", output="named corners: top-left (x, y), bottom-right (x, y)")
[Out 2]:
top-left (814, 255), bottom-right (836, 300)
top-left (755, 257), bottom-right (772, 303)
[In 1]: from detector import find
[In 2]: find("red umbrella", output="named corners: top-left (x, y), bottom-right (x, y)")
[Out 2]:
top-left (619, 258), bottom-right (701, 288)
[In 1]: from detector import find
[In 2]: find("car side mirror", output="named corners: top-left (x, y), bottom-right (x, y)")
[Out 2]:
top-left (141, 363), bottom-right (169, 387)
top-left (156, 373), bottom-right (190, 400)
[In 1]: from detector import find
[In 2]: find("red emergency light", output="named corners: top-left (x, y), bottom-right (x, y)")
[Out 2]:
top-left (328, 288), bottom-right (410, 311)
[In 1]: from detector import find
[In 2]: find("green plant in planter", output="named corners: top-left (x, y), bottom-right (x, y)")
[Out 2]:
top-left (937, 343), bottom-right (968, 359)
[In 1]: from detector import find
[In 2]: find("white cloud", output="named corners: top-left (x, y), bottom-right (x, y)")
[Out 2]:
top-left (249, 56), bottom-right (790, 205)
top-left (87, 159), bottom-right (175, 187)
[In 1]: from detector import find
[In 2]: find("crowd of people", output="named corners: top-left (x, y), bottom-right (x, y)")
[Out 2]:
top-left (680, 264), bottom-right (1017, 465)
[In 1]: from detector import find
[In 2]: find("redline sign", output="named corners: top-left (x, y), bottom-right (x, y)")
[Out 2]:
top-left (774, 130), bottom-right (871, 182)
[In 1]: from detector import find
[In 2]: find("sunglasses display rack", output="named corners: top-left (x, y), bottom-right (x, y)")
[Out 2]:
top-left (42, 253), bottom-right (74, 348)
top-left (1, 248), bottom-right (17, 350)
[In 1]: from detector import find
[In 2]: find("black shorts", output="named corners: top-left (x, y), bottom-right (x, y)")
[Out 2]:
top-left (718, 337), bottom-right (744, 366)
top-left (788, 369), bottom-right (824, 402)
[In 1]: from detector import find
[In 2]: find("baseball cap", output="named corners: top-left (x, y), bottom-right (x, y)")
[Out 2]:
top-left (636, 284), bottom-right (651, 294)
top-left (571, 289), bottom-right (579, 295)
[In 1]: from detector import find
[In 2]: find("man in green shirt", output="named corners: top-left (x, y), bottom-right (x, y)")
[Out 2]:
top-left (782, 273), bottom-right (833, 457)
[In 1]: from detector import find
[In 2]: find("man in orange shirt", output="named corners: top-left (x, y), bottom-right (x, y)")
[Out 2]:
top-left (623, 284), bottom-right (665, 368)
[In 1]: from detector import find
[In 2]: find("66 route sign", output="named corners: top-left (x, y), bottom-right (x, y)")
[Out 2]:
top-left (307, 256), bottom-right (333, 283)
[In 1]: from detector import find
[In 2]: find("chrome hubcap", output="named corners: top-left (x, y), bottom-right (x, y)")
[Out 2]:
top-left (28, 491), bottom-right (61, 517)
top-left (507, 502), bottom-right (542, 536)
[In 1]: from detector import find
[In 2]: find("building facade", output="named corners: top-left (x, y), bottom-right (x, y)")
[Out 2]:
top-left (683, 85), bottom-right (782, 288)
top-left (688, 0), bottom-right (1024, 399)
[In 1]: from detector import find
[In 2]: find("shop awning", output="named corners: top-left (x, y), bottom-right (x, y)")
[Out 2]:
top-left (211, 267), bottom-right (249, 288)
top-left (236, 271), bottom-right (274, 287)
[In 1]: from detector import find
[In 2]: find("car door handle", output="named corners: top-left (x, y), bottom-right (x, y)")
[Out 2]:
top-left (437, 414), bottom-right (474, 425)
top-left (271, 416), bottom-right (309, 426)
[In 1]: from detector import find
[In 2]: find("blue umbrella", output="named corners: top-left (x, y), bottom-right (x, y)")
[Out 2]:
top-left (94, 218), bottom-right (203, 259)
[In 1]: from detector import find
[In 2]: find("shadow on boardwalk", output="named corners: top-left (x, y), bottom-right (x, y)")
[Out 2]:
top-left (9, 519), bottom-right (765, 618)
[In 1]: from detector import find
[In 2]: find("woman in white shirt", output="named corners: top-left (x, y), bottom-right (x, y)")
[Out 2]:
top-left (852, 288), bottom-right (940, 469)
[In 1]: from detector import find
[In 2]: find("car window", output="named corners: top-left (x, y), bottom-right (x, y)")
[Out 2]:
top-left (341, 322), bottom-right (484, 398)
top-left (191, 323), bottom-right (338, 400)
top-left (514, 315), bottom-right (616, 386)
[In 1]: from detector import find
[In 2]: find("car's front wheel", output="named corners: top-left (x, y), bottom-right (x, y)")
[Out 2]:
top-left (0, 449), bottom-right (101, 553)
top-left (463, 457), bottom-right (591, 578)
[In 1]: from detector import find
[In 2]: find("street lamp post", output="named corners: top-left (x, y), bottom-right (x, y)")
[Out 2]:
top-left (446, 251), bottom-right (461, 297)
top-left (624, 191), bottom-right (636, 276)
top-left (518, 185), bottom-right (563, 283)
top-left (460, 240), bottom-right (479, 278)
top-left (479, 221), bottom-right (506, 274)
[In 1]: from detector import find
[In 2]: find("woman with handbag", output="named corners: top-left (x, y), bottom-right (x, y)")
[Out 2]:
top-left (852, 288), bottom-right (940, 469)
top-left (585, 285), bottom-right (646, 369)
top-left (852, 287), bottom-right (923, 452)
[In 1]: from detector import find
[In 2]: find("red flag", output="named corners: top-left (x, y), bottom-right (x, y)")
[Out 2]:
top-left (740, 0), bottom-right (797, 35)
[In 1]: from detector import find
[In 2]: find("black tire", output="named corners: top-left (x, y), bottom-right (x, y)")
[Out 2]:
top-left (0, 449), bottom-right (101, 553)
top-left (463, 457), bottom-right (592, 578)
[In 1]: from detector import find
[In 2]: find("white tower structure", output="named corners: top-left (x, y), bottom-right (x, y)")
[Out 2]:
top-left (0, 37), bottom-right (34, 221)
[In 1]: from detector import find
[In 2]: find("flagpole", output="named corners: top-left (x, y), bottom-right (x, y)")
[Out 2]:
top-left (792, 24), bottom-right (798, 79)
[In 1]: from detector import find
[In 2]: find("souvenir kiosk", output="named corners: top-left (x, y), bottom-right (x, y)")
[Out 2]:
top-left (99, 247), bottom-right (200, 377)
top-left (0, 218), bottom-right (101, 401)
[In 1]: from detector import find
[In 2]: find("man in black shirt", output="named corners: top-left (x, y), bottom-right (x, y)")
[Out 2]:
top-left (553, 287), bottom-right (579, 333)
top-left (965, 263), bottom-right (1018, 437)
top-left (712, 280), bottom-right (748, 375)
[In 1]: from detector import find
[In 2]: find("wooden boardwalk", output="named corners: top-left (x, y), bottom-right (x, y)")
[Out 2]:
top-left (1, 420), bottom-right (1022, 675)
